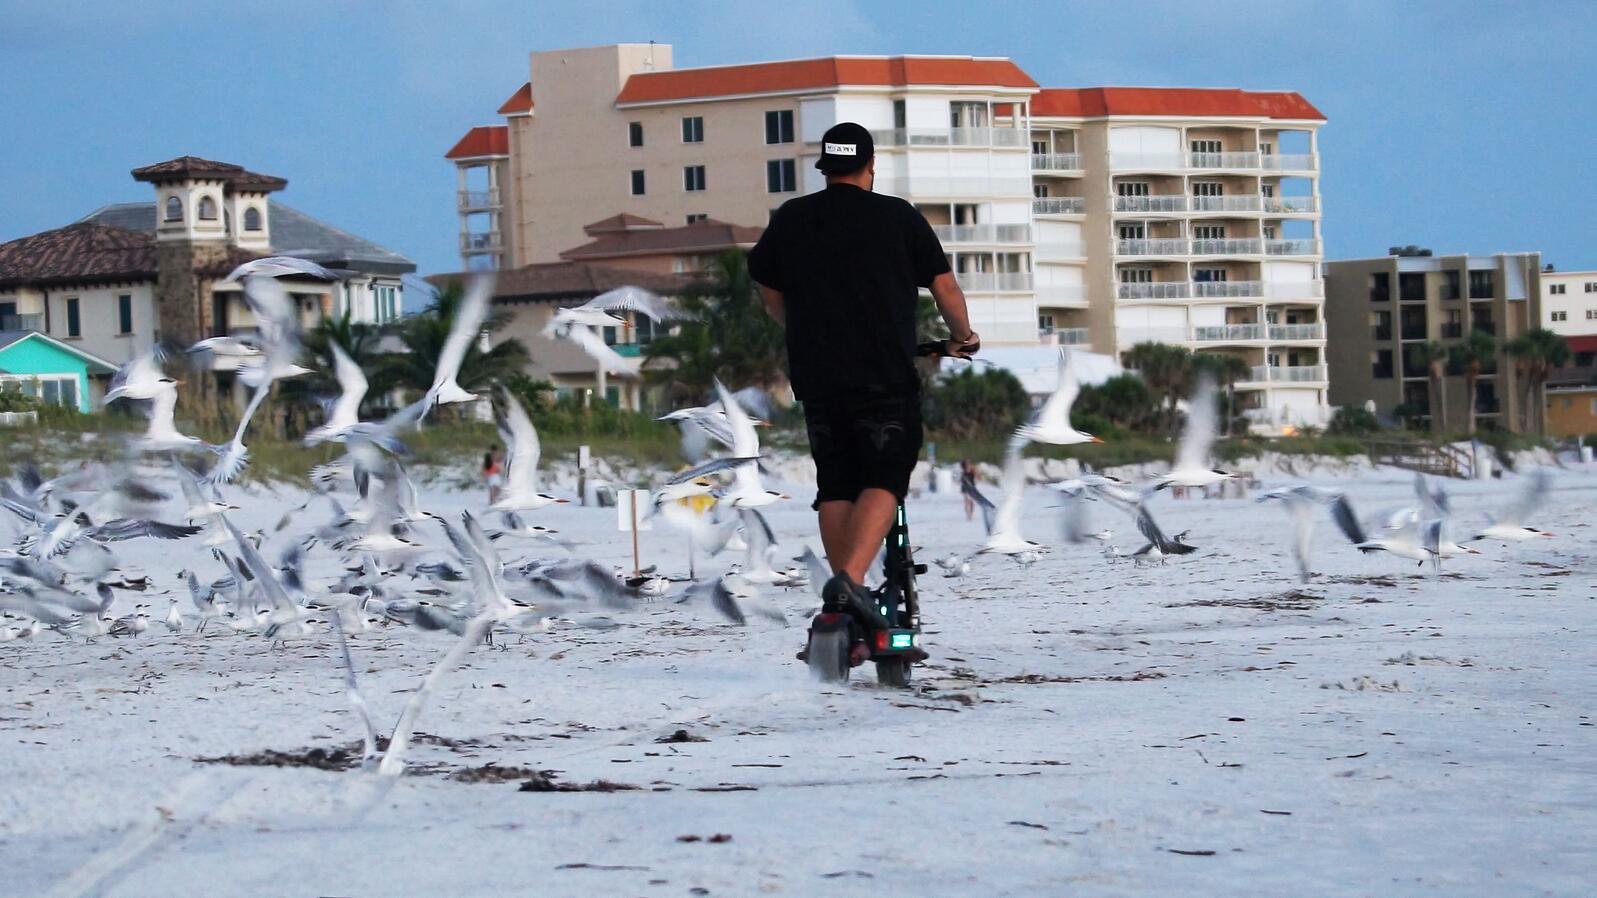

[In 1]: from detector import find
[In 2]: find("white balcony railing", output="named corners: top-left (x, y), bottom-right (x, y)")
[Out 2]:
top-left (1032, 153), bottom-right (1082, 171)
top-left (1116, 238), bottom-right (1189, 256)
top-left (1117, 282), bottom-right (1190, 300)
top-left (1261, 154), bottom-right (1317, 171)
top-left (1265, 279), bottom-right (1325, 299)
top-left (1262, 196), bottom-right (1318, 214)
top-left (1190, 195), bottom-right (1263, 213)
top-left (931, 223), bottom-right (1032, 244)
top-left (1036, 241), bottom-right (1085, 259)
top-left (1193, 280), bottom-right (1264, 298)
top-left (1249, 364), bottom-right (1328, 383)
top-left (1041, 326), bottom-right (1090, 345)
top-left (460, 230), bottom-right (502, 251)
top-left (997, 272), bottom-right (1033, 291)
top-left (1190, 151), bottom-right (1261, 169)
top-left (1118, 326), bottom-right (1190, 345)
top-left (1191, 238), bottom-right (1264, 256)
top-left (870, 127), bottom-right (1028, 148)
top-left (901, 176), bottom-right (1035, 197)
top-left (1036, 284), bottom-right (1087, 303)
top-left (0, 313), bottom-right (44, 332)
top-left (458, 188), bottom-right (501, 208)
top-left (1268, 323), bottom-right (1324, 341)
top-left (955, 271), bottom-right (1033, 292)
top-left (1266, 239), bottom-right (1321, 255)
top-left (1032, 197), bottom-right (1085, 215)
top-left (1194, 323), bottom-right (1266, 342)
top-left (1113, 195), bottom-right (1188, 213)
top-left (1110, 153), bottom-right (1188, 170)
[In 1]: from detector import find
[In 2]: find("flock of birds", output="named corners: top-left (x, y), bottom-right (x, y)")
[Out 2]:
top-left (0, 256), bottom-right (1565, 767)
top-left (946, 349), bottom-right (1558, 580)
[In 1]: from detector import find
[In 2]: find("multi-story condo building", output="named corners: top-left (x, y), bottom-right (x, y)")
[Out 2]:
top-left (1539, 267), bottom-right (1597, 335)
top-left (443, 44), bottom-right (1327, 425)
top-left (1324, 249), bottom-right (1543, 432)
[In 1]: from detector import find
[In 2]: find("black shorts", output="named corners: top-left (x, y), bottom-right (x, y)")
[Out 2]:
top-left (803, 395), bottom-right (924, 509)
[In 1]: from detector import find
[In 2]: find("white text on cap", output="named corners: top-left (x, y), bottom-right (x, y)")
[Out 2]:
top-left (824, 142), bottom-right (857, 156)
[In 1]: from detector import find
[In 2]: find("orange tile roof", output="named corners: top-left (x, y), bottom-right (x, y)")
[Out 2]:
top-left (445, 125), bottom-right (510, 160)
top-left (497, 82), bottom-right (534, 115)
top-left (616, 56), bottom-right (1037, 105)
top-left (1032, 87), bottom-right (1324, 121)
top-left (562, 218), bottom-right (763, 261)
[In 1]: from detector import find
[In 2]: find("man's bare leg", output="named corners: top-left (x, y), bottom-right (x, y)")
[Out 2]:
top-left (817, 500), bottom-right (853, 572)
top-left (818, 488), bottom-right (899, 583)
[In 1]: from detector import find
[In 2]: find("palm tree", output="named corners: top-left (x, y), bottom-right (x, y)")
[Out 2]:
top-left (642, 250), bottom-right (786, 406)
top-left (1191, 352), bottom-right (1251, 436)
top-left (1448, 331), bottom-right (1497, 435)
top-left (1410, 341), bottom-right (1451, 433)
top-left (1123, 341), bottom-right (1192, 435)
top-left (390, 280), bottom-right (529, 410)
top-left (1506, 327), bottom-right (1571, 434)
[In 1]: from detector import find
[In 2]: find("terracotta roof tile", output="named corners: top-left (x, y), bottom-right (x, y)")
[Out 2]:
top-left (129, 155), bottom-right (288, 190)
top-left (497, 82), bottom-right (534, 115)
top-left (427, 261), bottom-right (695, 302)
top-left (582, 213), bottom-right (665, 235)
top-left (1032, 87), bottom-right (1324, 121)
top-left (445, 125), bottom-right (510, 160)
top-left (0, 222), bottom-right (261, 290)
top-left (562, 218), bottom-right (762, 261)
top-left (616, 56), bottom-right (1036, 105)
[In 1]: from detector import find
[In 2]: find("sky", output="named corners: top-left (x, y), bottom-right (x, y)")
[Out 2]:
top-left (3, 0), bottom-right (1595, 296)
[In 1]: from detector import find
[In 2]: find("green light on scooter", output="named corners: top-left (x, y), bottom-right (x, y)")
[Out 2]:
top-left (890, 632), bottom-right (914, 649)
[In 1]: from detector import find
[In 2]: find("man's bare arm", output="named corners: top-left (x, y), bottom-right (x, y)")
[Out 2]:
top-left (758, 285), bottom-right (786, 327)
top-left (929, 271), bottom-right (978, 356)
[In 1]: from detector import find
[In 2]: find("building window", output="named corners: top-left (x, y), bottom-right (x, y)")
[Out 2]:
top-left (0, 374), bottom-right (78, 409)
top-left (1372, 349), bottom-right (1395, 379)
top-left (765, 159), bottom-right (796, 193)
top-left (1038, 312), bottom-right (1055, 332)
top-left (1587, 309), bottom-right (1597, 320)
top-left (243, 207), bottom-right (262, 231)
top-left (1552, 310), bottom-right (1567, 322)
top-left (686, 213), bottom-right (707, 225)
top-left (1116, 181), bottom-right (1150, 197)
top-left (374, 284), bottom-right (399, 324)
top-left (1191, 181), bottom-right (1224, 197)
top-left (764, 110), bottom-right (794, 144)
top-left (1468, 270), bottom-right (1494, 298)
top-left (681, 116), bottom-right (704, 143)
top-left (117, 294), bottom-right (133, 335)
top-left (164, 196), bottom-right (183, 222)
top-left (1549, 283), bottom-right (1566, 295)
top-left (65, 297), bottom-right (80, 338)
top-left (198, 196), bottom-right (217, 220)
top-left (630, 170), bottom-right (645, 196)
top-left (893, 99), bottom-right (906, 130)
top-left (1193, 225), bottom-right (1226, 240)
top-left (1032, 184), bottom-right (1049, 198)
top-left (683, 165), bottom-right (706, 192)
top-left (628, 121), bottom-right (644, 147)
top-left (1369, 272), bottom-right (1390, 302)
top-left (1399, 272), bottom-right (1425, 302)
top-left (1586, 282), bottom-right (1597, 293)
top-left (1440, 270), bottom-right (1460, 300)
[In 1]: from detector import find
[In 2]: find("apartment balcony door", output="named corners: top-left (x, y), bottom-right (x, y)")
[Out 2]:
top-left (1260, 183), bottom-right (1276, 198)
top-left (996, 252), bottom-right (1029, 274)
top-left (1031, 140), bottom-right (1049, 156)
top-left (1191, 139), bottom-right (1222, 155)
top-left (950, 101), bottom-right (988, 129)
top-left (1193, 267), bottom-right (1228, 283)
top-left (1267, 351), bottom-right (1282, 368)
top-left (1119, 267), bottom-right (1153, 284)
top-left (1192, 181), bottom-right (1224, 198)
top-left (953, 203), bottom-right (980, 225)
top-left (1118, 223), bottom-right (1146, 240)
top-left (1193, 225), bottom-right (1227, 240)
top-left (1116, 181), bottom-right (1150, 197)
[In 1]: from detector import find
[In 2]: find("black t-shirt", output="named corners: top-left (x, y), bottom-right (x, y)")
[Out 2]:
top-left (748, 183), bottom-right (950, 403)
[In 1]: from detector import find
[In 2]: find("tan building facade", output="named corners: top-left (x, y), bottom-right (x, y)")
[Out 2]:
top-left (1324, 250), bottom-right (1543, 433)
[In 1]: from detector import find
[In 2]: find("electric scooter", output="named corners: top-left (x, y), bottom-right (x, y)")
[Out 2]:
top-left (803, 340), bottom-right (968, 688)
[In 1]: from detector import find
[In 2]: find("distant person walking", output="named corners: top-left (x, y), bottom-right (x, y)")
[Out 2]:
top-left (959, 459), bottom-right (979, 521)
top-left (483, 445), bottom-right (504, 504)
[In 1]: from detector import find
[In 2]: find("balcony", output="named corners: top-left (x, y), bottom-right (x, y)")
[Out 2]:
top-left (1265, 239), bottom-right (1320, 256)
top-left (1195, 280), bottom-right (1265, 298)
top-left (1118, 326), bottom-right (1190, 346)
top-left (1041, 326), bottom-right (1090, 345)
top-left (1265, 280), bottom-right (1325, 299)
top-left (1191, 238), bottom-right (1263, 256)
top-left (931, 223), bottom-right (1032, 244)
top-left (1036, 241), bottom-right (1085, 260)
top-left (1032, 197), bottom-right (1084, 215)
top-left (1249, 364), bottom-right (1328, 383)
top-left (1268, 322), bottom-right (1324, 341)
top-left (1116, 238), bottom-right (1189, 256)
top-left (1262, 196), bottom-right (1318, 214)
top-left (870, 127), bottom-right (1029, 148)
top-left (1400, 323), bottom-right (1427, 340)
top-left (1118, 282), bottom-right (1191, 300)
top-left (1190, 195), bottom-right (1262, 213)
top-left (1195, 323), bottom-right (1266, 343)
top-left (1032, 153), bottom-right (1082, 172)
top-left (955, 272), bottom-right (1033, 292)
top-left (1036, 284), bottom-right (1087, 304)
top-left (457, 188), bottom-right (501, 209)
top-left (1440, 322), bottom-right (1464, 339)
top-left (902, 175), bottom-right (1035, 197)
top-left (1373, 326), bottom-right (1393, 341)
top-left (1189, 151), bottom-right (1261, 169)
top-left (1261, 154), bottom-right (1317, 171)
top-left (1113, 195), bottom-right (1188, 213)
top-left (1110, 153), bottom-right (1188, 171)
top-left (0, 313), bottom-right (44, 332)
top-left (460, 230), bottom-right (502, 252)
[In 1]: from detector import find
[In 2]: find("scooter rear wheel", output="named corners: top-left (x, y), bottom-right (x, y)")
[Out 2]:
top-left (876, 656), bottom-right (912, 688)
top-left (805, 628), bottom-right (851, 683)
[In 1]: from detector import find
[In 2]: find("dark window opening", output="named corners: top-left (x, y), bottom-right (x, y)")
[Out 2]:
top-left (628, 121), bottom-right (644, 147)
top-left (1369, 272), bottom-right (1390, 302)
top-left (65, 297), bottom-right (81, 338)
top-left (117, 294), bottom-right (133, 335)
top-left (1469, 270), bottom-right (1494, 299)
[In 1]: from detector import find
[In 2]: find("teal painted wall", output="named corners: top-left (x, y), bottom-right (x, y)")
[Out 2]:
top-left (0, 336), bottom-right (97, 412)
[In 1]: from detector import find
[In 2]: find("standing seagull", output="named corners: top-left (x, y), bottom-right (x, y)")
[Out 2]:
top-left (1011, 348), bottom-right (1101, 450)
top-left (1150, 374), bottom-right (1234, 491)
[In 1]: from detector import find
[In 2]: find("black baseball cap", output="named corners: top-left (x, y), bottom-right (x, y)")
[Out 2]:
top-left (815, 122), bottom-right (874, 174)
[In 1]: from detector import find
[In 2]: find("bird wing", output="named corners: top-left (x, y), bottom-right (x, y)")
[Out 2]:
top-left (324, 340), bottom-right (368, 431)
top-left (1330, 495), bottom-right (1368, 545)
top-left (577, 285), bottom-right (686, 322)
top-left (798, 546), bottom-right (831, 600)
top-left (430, 272), bottom-right (495, 396)
top-left (1134, 505), bottom-right (1171, 552)
top-left (564, 324), bottom-right (642, 377)
top-left (496, 387), bottom-right (543, 497)
top-left (1286, 496), bottom-right (1314, 582)
top-left (1058, 491), bottom-right (1090, 544)
top-left (665, 455), bottom-right (758, 486)
top-left (989, 449), bottom-right (1028, 544)
top-left (227, 255), bottom-right (335, 282)
top-left (1174, 374), bottom-right (1219, 473)
top-left (1033, 347), bottom-right (1081, 432)
top-left (712, 379), bottom-right (761, 458)
top-left (88, 519), bottom-right (203, 542)
top-left (221, 517), bottom-right (296, 614)
top-left (1498, 468), bottom-right (1549, 528)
